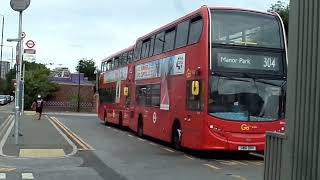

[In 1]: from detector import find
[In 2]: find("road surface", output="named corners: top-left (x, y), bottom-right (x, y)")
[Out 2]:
top-left (0, 105), bottom-right (264, 180)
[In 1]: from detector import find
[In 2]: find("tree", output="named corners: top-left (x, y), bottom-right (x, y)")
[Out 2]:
top-left (75, 58), bottom-right (96, 81)
top-left (5, 68), bottom-right (16, 95)
top-left (0, 78), bottom-right (7, 94)
top-left (23, 62), bottom-right (58, 110)
top-left (269, 1), bottom-right (289, 37)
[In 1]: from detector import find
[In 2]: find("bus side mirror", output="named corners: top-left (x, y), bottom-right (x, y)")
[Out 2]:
top-left (191, 81), bottom-right (199, 96)
top-left (124, 87), bottom-right (129, 97)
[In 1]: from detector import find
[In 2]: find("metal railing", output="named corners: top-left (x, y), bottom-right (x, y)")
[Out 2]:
top-left (264, 132), bottom-right (286, 180)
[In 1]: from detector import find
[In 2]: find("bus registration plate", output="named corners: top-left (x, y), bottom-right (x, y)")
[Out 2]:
top-left (238, 146), bottom-right (256, 151)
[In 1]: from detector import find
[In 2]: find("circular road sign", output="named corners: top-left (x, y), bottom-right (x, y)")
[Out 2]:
top-left (21, 32), bottom-right (26, 39)
top-left (10, 0), bottom-right (31, 12)
top-left (26, 40), bottom-right (35, 48)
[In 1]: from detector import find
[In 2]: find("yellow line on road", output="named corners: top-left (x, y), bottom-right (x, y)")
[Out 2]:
top-left (49, 117), bottom-right (88, 150)
top-left (230, 175), bottom-right (248, 180)
top-left (53, 116), bottom-right (94, 150)
top-left (53, 117), bottom-right (94, 150)
top-left (203, 163), bottom-right (220, 170)
top-left (52, 116), bottom-right (94, 150)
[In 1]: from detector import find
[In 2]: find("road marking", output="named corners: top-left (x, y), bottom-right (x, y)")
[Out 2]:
top-left (230, 175), bottom-right (248, 180)
top-left (0, 115), bottom-right (13, 131)
top-left (0, 167), bottom-right (16, 172)
top-left (203, 163), bottom-right (220, 170)
top-left (46, 116), bottom-right (77, 157)
top-left (128, 134), bottom-right (133, 137)
top-left (137, 138), bottom-right (145, 142)
top-left (184, 155), bottom-right (194, 160)
top-left (163, 147), bottom-right (174, 153)
top-left (50, 117), bottom-right (88, 150)
top-left (106, 126), bottom-right (111, 129)
top-left (232, 160), bottom-right (248, 166)
top-left (149, 142), bottom-right (158, 146)
top-left (0, 173), bottom-right (5, 179)
top-left (245, 161), bottom-right (263, 166)
top-left (0, 115), bottom-right (14, 137)
top-left (250, 152), bottom-right (264, 158)
top-left (19, 149), bottom-right (65, 158)
top-left (22, 173), bottom-right (34, 179)
top-left (24, 111), bottom-right (36, 116)
top-left (0, 116), bottom-right (15, 156)
top-left (217, 160), bottom-right (238, 166)
top-left (51, 117), bottom-right (94, 150)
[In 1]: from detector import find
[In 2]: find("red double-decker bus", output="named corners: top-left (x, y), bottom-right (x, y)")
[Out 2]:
top-left (98, 46), bottom-right (134, 128)
top-left (99, 6), bottom-right (287, 152)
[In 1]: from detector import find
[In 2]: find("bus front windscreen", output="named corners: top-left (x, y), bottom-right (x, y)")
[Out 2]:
top-left (211, 10), bottom-right (283, 49)
top-left (208, 76), bottom-right (286, 122)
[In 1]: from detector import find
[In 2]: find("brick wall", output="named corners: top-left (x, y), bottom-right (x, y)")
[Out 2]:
top-left (44, 83), bottom-right (96, 112)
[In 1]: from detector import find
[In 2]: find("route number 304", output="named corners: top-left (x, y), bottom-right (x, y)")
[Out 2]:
top-left (263, 57), bottom-right (276, 68)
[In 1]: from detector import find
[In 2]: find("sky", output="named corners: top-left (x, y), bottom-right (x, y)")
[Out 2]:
top-left (0, 0), bottom-right (288, 72)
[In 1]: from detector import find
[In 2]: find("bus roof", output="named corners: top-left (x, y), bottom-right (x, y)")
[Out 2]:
top-left (209, 7), bottom-right (275, 16)
top-left (136, 6), bottom-right (275, 42)
top-left (137, 6), bottom-right (206, 41)
top-left (102, 45), bottom-right (134, 63)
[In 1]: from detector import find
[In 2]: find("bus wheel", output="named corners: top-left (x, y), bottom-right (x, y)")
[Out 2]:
top-left (137, 116), bottom-right (143, 137)
top-left (104, 112), bottom-right (108, 126)
top-left (119, 112), bottom-right (123, 129)
top-left (172, 122), bottom-right (182, 150)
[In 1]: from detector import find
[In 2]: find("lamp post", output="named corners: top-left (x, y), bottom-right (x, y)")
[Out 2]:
top-left (77, 70), bottom-right (80, 112)
top-left (0, 14), bottom-right (4, 79)
top-left (9, 0), bottom-right (31, 145)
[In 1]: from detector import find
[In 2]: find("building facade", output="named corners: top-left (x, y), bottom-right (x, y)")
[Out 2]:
top-left (46, 68), bottom-right (96, 112)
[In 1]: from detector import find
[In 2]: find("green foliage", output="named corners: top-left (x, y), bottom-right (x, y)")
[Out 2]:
top-left (75, 58), bottom-right (96, 81)
top-left (0, 67), bottom-right (15, 94)
top-left (5, 68), bottom-right (16, 95)
top-left (0, 78), bottom-right (7, 94)
top-left (269, 1), bottom-right (289, 37)
top-left (24, 62), bottom-right (58, 110)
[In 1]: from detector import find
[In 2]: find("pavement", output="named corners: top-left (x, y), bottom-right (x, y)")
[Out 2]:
top-left (0, 103), bottom-right (264, 180)
top-left (1, 114), bottom-right (74, 157)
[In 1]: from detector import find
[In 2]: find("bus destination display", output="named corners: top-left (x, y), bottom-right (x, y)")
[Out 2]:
top-left (217, 52), bottom-right (280, 71)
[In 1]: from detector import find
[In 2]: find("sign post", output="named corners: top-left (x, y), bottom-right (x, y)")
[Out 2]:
top-left (10, 0), bottom-right (31, 145)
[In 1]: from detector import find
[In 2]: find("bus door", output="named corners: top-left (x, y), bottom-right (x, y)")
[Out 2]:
top-left (183, 80), bottom-right (204, 148)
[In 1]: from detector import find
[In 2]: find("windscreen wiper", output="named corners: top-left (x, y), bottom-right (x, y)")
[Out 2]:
top-left (243, 73), bottom-right (286, 87)
top-left (212, 72), bottom-right (251, 83)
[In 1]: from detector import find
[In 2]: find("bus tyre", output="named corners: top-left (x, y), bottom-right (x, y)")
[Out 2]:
top-left (172, 123), bottom-right (182, 150)
top-left (137, 117), bottom-right (143, 137)
top-left (104, 112), bottom-right (108, 126)
top-left (119, 112), bottom-right (123, 129)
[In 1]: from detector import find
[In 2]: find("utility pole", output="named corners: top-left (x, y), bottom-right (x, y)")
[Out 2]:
top-left (0, 15), bottom-right (4, 79)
